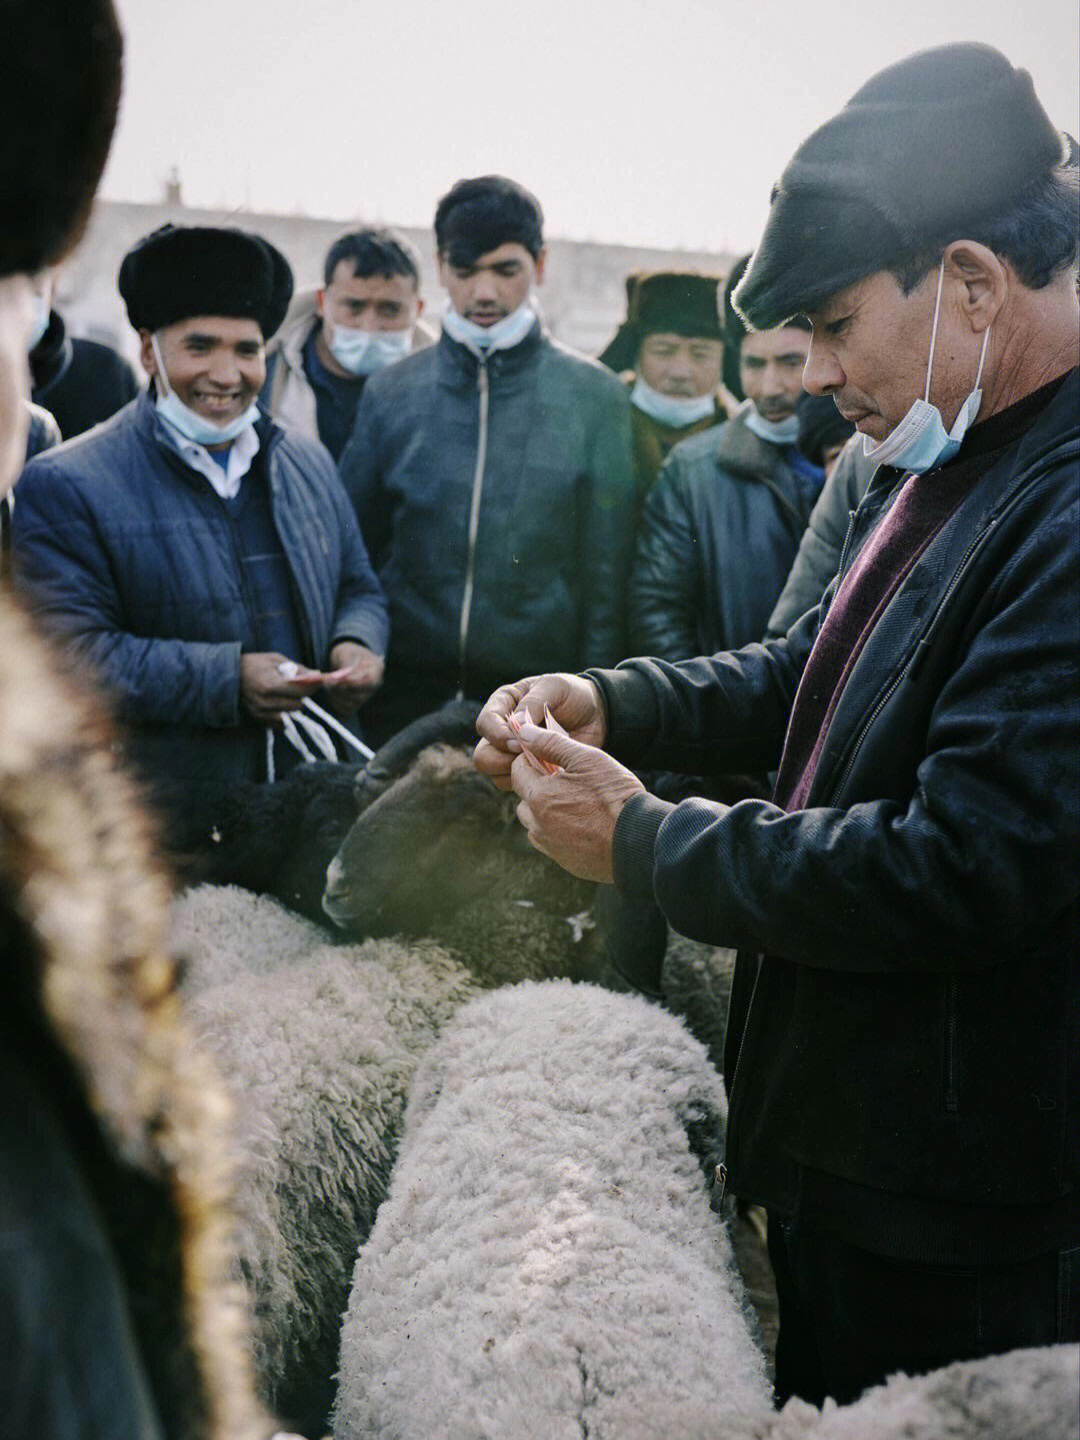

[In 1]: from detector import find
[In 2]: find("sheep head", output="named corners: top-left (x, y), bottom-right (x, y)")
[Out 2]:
top-left (323, 744), bottom-right (598, 977)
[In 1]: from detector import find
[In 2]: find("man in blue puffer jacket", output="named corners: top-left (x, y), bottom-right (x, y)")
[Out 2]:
top-left (12, 224), bottom-right (388, 789)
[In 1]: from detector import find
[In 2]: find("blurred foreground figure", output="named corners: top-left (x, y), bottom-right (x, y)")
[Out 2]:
top-left (0, 3), bottom-right (271, 1435)
top-left (477, 43), bottom-right (1079, 1408)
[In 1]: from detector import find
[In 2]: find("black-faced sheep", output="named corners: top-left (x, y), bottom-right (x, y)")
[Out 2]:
top-left (333, 980), bottom-right (772, 1440)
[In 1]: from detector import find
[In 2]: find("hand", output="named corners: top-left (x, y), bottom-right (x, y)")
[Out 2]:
top-left (240, 652), bottom-right (322, 721)
top-left (508, 721), bottom-right (644, 884)
top-left (474, 673), bottom-right (607, 791)
top-left (322, 642), bottom-right (385, 715)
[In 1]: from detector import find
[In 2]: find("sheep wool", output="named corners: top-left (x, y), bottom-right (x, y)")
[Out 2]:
top-left (334, 980), bottom-right (772, 1440)
top-left (176, 883), bottom-right (479, 1435)
top-left (761, 1342), bottom-right (1080, 1440)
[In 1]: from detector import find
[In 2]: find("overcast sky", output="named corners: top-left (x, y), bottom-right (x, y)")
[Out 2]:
top-left (102, 0), bottom-right (1080, 254)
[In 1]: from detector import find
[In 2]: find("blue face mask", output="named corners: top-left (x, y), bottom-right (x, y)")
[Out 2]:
top-left (630, 377), bottom-right (716, 428)
top-left (743, 404), bottom-right (801, 446)
top-left (441, 300), bottom-right (537, 356)
top-left (863, 259), bottom-right (991, 474)
top-left (151, 334), bottom-right (260, 447)
top-left (327, 324), bottom-right (413, 376)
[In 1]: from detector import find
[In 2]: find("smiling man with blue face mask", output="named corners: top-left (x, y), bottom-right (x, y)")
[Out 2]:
top-left (12, 222), bottom-right (388, 796)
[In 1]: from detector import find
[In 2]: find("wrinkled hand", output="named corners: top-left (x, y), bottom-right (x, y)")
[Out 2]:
top-left (240, 652), bottom-right (323, 721)
top-left (474, 673), bottom-right (607, 792)
top-left (508, 722), bottom-right (644, 884)
top-left (322, 641), bottom-right (385, 715)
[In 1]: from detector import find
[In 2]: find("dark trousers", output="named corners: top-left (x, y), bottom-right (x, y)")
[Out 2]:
top-left (767, 1212), bottom-right (1080, 1408)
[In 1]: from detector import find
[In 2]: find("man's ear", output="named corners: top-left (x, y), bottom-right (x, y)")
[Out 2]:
top-left (534, 248), bottom-right (547, 287)
top-left (138, 329), bottom-right (158, 380)
top-left (315, 286), bottom-right (327, 320)
top-left (943, 240), bottom-right (1007, 334)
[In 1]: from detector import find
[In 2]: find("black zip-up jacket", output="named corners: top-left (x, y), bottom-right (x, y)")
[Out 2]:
top-left (630, 408), bottom-right (819, 659)
top-left (591, 369), bottom-right (1079, 1265)
top-left (339, 325), bottom-right (635, 736)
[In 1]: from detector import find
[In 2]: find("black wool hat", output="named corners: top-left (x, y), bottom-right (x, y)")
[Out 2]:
top-left (599, 270), bottom-right (722, 372)
top-left (118, 225), bottom-right (294, 338)
top-left (735, 43), bottom-right (1065, 331)
top-left (1, 0), bottom-right (123, 278)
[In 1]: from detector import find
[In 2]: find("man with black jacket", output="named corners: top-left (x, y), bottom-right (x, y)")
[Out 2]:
top-left (476, 43), bottom-right (1079, 1407)
top-left (629, 315), bottom-right (818, 660)
top-left (339, 175), bottom-right (635, 746)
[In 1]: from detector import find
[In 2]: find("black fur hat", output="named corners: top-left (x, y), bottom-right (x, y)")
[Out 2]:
top-left (735, 44), bottom-right (1064, 330)
top-left (119, 225), bottom-right (294, 338)
top-left (0, 0), bottom-right (123, 278)
top-left (599, 271), bottom-right (722, 372)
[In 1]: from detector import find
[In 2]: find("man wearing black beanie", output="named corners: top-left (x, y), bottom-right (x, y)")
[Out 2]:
top-left (475, 43), bottom-right (1079, 1407)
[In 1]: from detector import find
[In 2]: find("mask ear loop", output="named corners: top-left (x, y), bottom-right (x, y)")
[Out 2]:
top-left (150, 334), bottom-right (172, 398)
top-left (923, 257), bottom-right (947, 404)
top-left (972, 323), bottom-right (991, 391)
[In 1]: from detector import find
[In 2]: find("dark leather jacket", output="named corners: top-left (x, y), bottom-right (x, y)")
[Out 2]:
top-left (630, 408), bottom-right (820, 660)
top-left (595, 370), bottom-right (1080, 1264)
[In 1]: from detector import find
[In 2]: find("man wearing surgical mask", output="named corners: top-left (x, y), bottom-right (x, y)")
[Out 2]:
top-left (629, 310), bottom-right (819, 661)
top-left (598, 270), bottom-right (729, 503)
top-left (12, 223), bottom-right (388, 793)
top-left (263, 227), bottom-right (432, 462)
top-left (339, 175), bottom-right (635, 746)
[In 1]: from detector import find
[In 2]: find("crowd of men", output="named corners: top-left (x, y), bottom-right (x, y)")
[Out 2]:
top-left (0, 1), bottom-right (1077, 1431)
top-left (4, 179), bottom-right (864, 782)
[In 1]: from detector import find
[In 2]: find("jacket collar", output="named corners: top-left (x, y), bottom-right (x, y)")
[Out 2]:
top-left (436, 317), bottom-right (544, 385)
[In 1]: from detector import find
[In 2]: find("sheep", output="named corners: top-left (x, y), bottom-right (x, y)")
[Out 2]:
top-left (153, 699), bottom-right (483, 926)
top-left (173, 883), bottom-right (481, 1437)
top-left (758, 1343), bottom-right (1080, 1440)
top-left (333, 979), bottom-right (773, 1440)
top-left (322, 742), bottom-right (604, 984)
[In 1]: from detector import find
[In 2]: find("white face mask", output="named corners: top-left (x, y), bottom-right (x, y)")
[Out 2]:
top-left (862, 259), bottom-right (991, 474)
top-left (441, 299), bottom-right (537, 356)
top-left (151, 334), bottom-right (260, 448)
top-left (327, 323), bottom-right (413, 376)
top-left (743, 404), bottom-right (801, 446)
top-left (630, 376), bottom-right (716, 428)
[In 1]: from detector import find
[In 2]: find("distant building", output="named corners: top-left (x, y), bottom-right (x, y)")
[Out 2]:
top-left (58, 198), bottom-right (734, 369)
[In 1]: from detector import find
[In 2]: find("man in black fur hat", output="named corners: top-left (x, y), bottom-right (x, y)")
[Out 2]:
top-left (476, 42), bottom-right (1079, 1405)
top-left (599, 270), bottom-right (728, 499)
top-left (12, 222), bottom-right (388, 792)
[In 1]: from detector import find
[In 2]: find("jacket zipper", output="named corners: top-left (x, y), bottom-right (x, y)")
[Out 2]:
top-left (457, 355), bottom-right (489, 698)
top-left (712, 953), bottom-right (763, 1210)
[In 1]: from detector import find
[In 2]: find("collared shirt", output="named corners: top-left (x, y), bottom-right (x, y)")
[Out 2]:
top-left (157, 418), bottom-right (260, 498)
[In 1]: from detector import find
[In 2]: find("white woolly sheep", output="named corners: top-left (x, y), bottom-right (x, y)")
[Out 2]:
top-left (760, 1342), bottom-right (1080, 1440)
top-left (174, 883), bottom-right (480, 1436)
top-left (333, 979), bottom-right (772, 1440)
